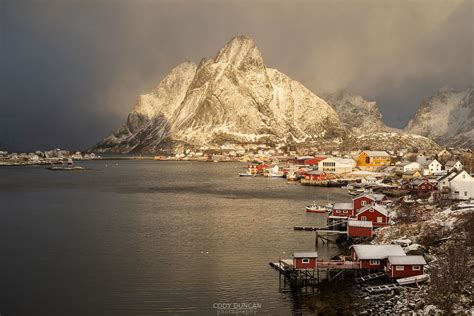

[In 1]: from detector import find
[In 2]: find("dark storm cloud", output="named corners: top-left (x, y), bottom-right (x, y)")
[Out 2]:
top-left (1, 0), bottom-right (472, 151)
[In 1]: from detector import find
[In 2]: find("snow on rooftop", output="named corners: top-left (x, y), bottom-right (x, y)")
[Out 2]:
top-left (352, 245), bottom-right (406, 259)
top-left (388, 256), bottom-right (426, 265)
top-left (333, 202), bottom-right (353, 210)
top-left (356, 204), bottom-right (389, 217)
top-left (348, 220), bottom-right (373, 228)
top-left (293, 252), bottom-right (318, 258)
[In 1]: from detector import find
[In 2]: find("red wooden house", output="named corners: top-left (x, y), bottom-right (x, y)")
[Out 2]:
top-left (331, 202), bottom-right (354, 217)
top-left (386, 256), bottom-right (426, 278)
top-left (350, 245), bottom-right (406, 270)
top-left (347, 220), bottom-right (373, 237)
top-left (410, 179), bottom-right (435, 193)
top-left (355, 204), bottom-right (390, 227)
top-left (303, 170), bottom-right (328, 181)
top-left (293, 252), bottom-right (318, 270)
top-left (352, 194), bottom-right (388, 214)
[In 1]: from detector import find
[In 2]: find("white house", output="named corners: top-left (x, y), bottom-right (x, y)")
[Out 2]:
top-left (318, 157), bottom-right (356, 174)
top-left (444, 160), bottom-right (463, 172)
top-left (396, 161), bottom-right (421, 173)
top-left (449, 171), bottom-right (474, 200)
top-left (423, 159), bottom-right (442, 176)
top-left (438, 170), bottom-right (474, 200)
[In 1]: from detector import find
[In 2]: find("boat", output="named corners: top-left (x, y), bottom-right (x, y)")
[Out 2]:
top-left (348, 189), bottom-right (365, 196)
top-left (341, 184), bottom-right (354, 190)
top-left (396, 274), bottom-right (429, 286)
top-left (305, 201), bottom-right (329, 214)
top-left (239, 172), bottom-right (254, 177)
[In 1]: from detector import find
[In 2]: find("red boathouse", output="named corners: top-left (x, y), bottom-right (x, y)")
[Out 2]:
top-left (347, 220), bottom-right (373, 237)
top-left (350, 244), bottom-right (405, 270)
top-left (293, 252), bottom-right (318, 270)
top-left (386, 256), bottom-right (427, 278)
top-left (352, 194), bottom-right (388, 214)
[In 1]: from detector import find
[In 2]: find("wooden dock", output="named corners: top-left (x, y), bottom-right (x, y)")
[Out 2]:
top-left (355, 272), bottom-right (385, 283)
top-left (365, 284), bottom-right (399, 293)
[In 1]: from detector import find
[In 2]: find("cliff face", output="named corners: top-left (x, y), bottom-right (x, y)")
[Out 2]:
top-left (323, 91), bottom-right (388, 136)
top-left (94, 36), bottom-right (448, 154)
top-left (93, 36), bottom-right (345, 154)
top-left (406, 87), bottom-right (474, 148)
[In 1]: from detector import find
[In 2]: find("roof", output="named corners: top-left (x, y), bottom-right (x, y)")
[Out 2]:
top-left (444, 160), bottom-right (461, 167)
top-left (388, 256), bottom-right (426, 265)
top-left (332, 157), bottom-right (356, 165)
top-left (424, 159), bottom-right (440, 166)
top-left (438, 170), bottom-right (461, 182)
top-left (353, 193), bottom-right (386, 202)
top-left (351, 245), bottom-right (405, 260)
top-left (363, 151), bottom-right (390, 157)
top-left (333, 202), bottom-right (353, 210)
top-left (293, 252), bottom-right (318, 258)
top-left (348, 220), bottom-right (373, 228)
top-left (356, 203), bottom-right (389, 217)
top-left (397, 161), bottom-right (419, 167)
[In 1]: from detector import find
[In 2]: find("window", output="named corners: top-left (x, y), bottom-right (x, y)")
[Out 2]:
top-left (377, 217), bottom-right (383, 223)
top-left (369, 260), bottom-right (380, 265)
top-left (395, 266), bottom-right (405, 271)
top-left (302, 258), bottom-right (310, 264)
top-left (361, 216), bottom-right (367, 221)
top-left (361, 201), bottom-right (367, 206)
top-left (343, 210), bottom-right (348, 213)
top-left (412, 265), bottom-right (420, 271)
top-left (369, 209), bottom-right (374, 212)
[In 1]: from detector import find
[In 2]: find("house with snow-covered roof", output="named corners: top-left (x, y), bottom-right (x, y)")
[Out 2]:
top-left (355, 204), bottom-right (390, 227)
top-left (439, 170), bottom-right (474, 200)
top-left (350, 244), bottom-right (405, 269)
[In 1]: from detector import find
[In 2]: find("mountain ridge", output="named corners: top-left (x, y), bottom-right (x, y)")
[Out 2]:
top-left (93, 36), bottom-right (445, 154)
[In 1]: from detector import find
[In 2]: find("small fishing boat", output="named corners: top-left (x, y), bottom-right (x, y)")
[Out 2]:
top-left (396, 274), bottom-right (429, 286)
top-left (341, 184), bottom-right (354, 190)
top-left (239, 172), bottom-right (254, 177)
top-left (305, 201), bottom-right (329, 214)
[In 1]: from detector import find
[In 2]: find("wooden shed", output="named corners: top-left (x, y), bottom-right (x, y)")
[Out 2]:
top-left (293, 252), bottom-right (318, 270)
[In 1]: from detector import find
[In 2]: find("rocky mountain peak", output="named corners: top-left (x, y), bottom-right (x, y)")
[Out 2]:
top-left (405, 87), bottom-right (473, 148)
top-left (322, 91), bottom-right (387, 136)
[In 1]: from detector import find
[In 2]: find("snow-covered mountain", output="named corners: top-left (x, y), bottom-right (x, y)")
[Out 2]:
top-left (323, 91), bottom-right (388, 135)
top-left (405, 87), bottom-right (473, 148)
top-left (94, 36), bottom-right (346, 154)
top-left (94, 36), bottom-right (443, 154)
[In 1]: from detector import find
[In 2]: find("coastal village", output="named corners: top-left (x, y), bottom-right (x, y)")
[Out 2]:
top-left (1, 146), bottom-right (473, 313)
top-left (237, 149), bottom-right (472, 314)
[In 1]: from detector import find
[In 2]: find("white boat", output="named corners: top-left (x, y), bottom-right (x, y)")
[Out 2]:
top-left (396, 274), bottom-right (429, 286)
top-left (341, 184), bottom-right (354, 190)
top-left (305, 201), bottom-right (329, 214)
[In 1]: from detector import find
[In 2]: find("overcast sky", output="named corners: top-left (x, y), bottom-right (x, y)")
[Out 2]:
top-left (1, 0), bottom-right (472, 151)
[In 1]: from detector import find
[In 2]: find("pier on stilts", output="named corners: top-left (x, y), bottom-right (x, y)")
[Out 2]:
top-left (270, 257), bottom-right (364, 295)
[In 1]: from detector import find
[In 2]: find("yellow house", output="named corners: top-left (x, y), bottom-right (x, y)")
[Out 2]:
top-left (357, 151), bottom-right (391, 170)
top-left (402, 170), bottom-right (422, 181)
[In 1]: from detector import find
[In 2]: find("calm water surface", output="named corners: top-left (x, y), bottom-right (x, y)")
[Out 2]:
top-left (0, 161), bottom-right (352, 315)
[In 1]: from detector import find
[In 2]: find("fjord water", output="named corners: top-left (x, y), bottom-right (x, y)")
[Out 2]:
top-left (0, 161), bottom-right (350, 315)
